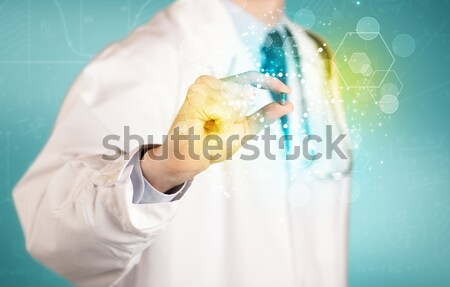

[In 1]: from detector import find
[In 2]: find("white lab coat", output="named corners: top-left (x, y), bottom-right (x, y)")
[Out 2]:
top-left (13, 0), bottom-right (351, 286)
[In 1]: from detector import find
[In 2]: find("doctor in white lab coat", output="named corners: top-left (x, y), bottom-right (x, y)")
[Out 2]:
top-left (13, 0), bottom-right (352, 286)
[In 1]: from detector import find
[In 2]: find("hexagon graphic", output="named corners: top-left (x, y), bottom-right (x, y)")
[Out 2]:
top-left (349, 128), bottom-right (363, 149)
top-left (351, 147), bottom-right (370, 173)
top-left (333, 32), bottom-right (395, 88)
top-left (282, 37), bottom-right (301, 60)
top-left (348, 53), bottom-right (372, 74)
top-left (368, 70), bottom-right (403, 101)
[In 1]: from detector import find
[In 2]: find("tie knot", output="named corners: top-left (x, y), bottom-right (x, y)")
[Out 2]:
top-left (263, 30), bottom-right (285, 49)
top-left (260, 29), bottom-right (288, 81)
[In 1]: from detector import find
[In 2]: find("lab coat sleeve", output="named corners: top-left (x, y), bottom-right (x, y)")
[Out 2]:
top-left (13, 25), bottom-right (188, 286)
top-left (128, 149), bottom-right (192, 204)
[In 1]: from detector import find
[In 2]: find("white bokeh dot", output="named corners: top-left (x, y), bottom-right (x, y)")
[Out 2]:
top-left (294, 9), bottom-right (315, 30)
top-left (356, 17), bottom-right (380, 40)
top-left (380, 83), bottom-right (399, 97)
top-left (379, 94), bottom-right (399, 114)
top-left (392, 34), bottom-right (416, 57)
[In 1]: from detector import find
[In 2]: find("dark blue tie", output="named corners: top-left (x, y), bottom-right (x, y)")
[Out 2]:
top-left (260, 29), bottom-right (290, 152)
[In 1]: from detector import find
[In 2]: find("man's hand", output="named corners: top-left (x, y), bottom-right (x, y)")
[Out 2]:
top-left (141, 71), bottom-right (293, 192)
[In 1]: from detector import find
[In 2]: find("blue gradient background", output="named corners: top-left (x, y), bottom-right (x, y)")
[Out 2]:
top-left (0, 0), bottom-right (449, 286)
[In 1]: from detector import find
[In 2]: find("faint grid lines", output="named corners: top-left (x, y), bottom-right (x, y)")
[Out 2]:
top-left (0, 0), bottom-right (28, 60)
top-left (0, 60), bottom-right (87, 64)
top-left (129, 0), bottom-right (169, 30)
top-left (79, 0), bottom-right (84, 52)
top-left (52, 0), bottom-right (92, 57)
top-left (0, 0), bottom-right (168, 64)
top-left (0, 131), bottom-right (10, 202)
top-left (130, 0), bottom-right (154, 29)
top-left (0, 0), bottom-right (93, 65)
top-left (27, 0), bottom-right (31, 79)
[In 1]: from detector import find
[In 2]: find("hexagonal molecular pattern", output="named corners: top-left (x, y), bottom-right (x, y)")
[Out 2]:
top-left (333, 32), bottom-right (395, 88)
top-left (349, 128), bottom-right (363, 149)
top-left (348, 52), bottom-right (372, 74)
top-left (368, 70), bottom-right (403, 102)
